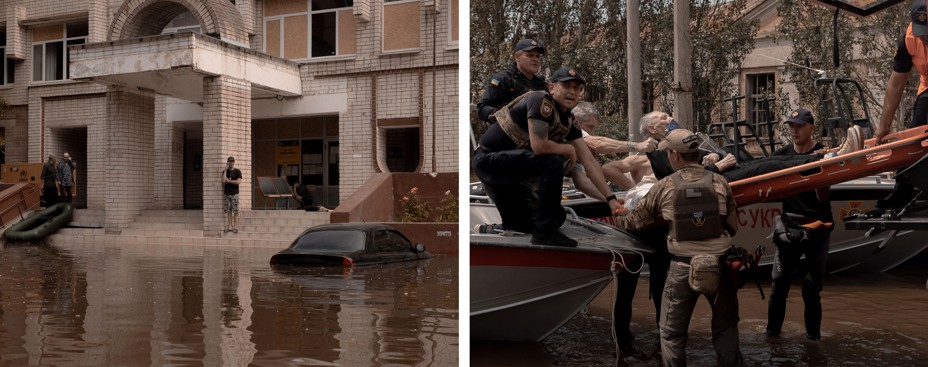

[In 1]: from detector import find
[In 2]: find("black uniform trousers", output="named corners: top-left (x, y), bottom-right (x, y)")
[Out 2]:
top-left (884, 90), bottom-right (928, 205)
top-left (767, 227), bottom-right (831, 337)
top-left (613, 226), bottom-right (671, 351)
top-left (472, 147), bottom-right (567, 235)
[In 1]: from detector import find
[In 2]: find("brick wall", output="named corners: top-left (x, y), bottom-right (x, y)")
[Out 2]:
top-left (104, 87), bottom-right (155, 233)
top-left (0, 106), bottom-right (28, 164)
top-left (154, 95), bottom-right (185, 209)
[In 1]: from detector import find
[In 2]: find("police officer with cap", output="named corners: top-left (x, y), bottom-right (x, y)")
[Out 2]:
top-left (615, 128), bottom-right (744, 366)
top-left (473, 66), bottom-right (623, 247)
top-left (764, 108), bottom-right (835, 341)
top-left (476, 38), bottom-right (549, 122)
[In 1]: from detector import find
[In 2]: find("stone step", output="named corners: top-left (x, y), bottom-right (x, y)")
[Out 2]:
top-left (126, 222), bottom-right (204, 230)
top-left (137, 210), bottom-right (203, 217)
top-left (241, 210), bottom-right (332, 219)
top-left (129, 216), bottom-right (204, 225)
top-left (119, 228), bottom-right (205, 237)
top-left (48, 229), bottom-right (293, 249)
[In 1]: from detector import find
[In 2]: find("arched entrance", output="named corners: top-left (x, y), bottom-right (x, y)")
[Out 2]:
top-left (109, 0), bottom-right (248, 45)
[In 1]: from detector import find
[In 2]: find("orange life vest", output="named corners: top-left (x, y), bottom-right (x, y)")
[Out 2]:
top-left (904, 23), bottom-right (928, 96)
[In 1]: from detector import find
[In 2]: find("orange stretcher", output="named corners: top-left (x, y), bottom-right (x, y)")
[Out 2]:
top-left (730, 125), bottom-right (928, 207)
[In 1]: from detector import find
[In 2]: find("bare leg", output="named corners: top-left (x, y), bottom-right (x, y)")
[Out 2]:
top-left (569, 169), bottom-right (606, 201)
top-left (602, 161), bottom-right (635, 190)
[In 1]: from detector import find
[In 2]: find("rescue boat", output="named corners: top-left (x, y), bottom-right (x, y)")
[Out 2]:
top-left (470, 203), bottom-right (649, 341)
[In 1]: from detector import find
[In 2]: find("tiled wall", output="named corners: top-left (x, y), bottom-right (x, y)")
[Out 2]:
top-left (104, 87), bottom-right (155, 233)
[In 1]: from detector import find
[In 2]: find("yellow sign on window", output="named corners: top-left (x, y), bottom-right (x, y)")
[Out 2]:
top-left (276, 146), bottom-right (300, 165)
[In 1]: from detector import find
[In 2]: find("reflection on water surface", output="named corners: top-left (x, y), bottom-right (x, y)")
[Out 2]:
top-left (0, 242), bottom-right (457, 366)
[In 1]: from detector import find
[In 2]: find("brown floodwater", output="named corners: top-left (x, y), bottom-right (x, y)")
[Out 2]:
top-left (473, 251), bottom-right (928, 367)
top-left (0, 241), bottom-right (458, 366)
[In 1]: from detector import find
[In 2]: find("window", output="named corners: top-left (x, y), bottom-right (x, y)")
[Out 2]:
top-left (32, 22), bottom-right (87, 82)
top-left (162, 11), bottom-right (202, 34)
top-left (746, 73), bottom-right (776, 125)
top-left (263, 0), bottom-right (355, 60)
top-left (383, 0), bottom-right (420, 52)
top-left (449, 0), bottom-right (458, 46)
top-left (0, 33), bottom-right (14, 86)
top-left (374, 229), bottom-right (410, 253)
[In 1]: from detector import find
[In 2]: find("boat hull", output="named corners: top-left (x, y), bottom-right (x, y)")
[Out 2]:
top-left (471, 241), bottom-right (615, 341)
top-left (566, 178), bottom-right (926, 274)
top-left (470, 203), bottom-right (649, 342)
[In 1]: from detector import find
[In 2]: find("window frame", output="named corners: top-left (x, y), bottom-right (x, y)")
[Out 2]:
top-left (31, 23), bottom-right (87, 84)
top-left (262, 0), bottom-right (355, 61)
top-left (447, 0), bottom-right (458, 49)
top-left (309, 0), bottom-right (353, 60)
top-left (381, 0), bottom-right (421, 54)
top-left (0, 45), bottom-right (12, 86)
top-left (745, 72), bottom-right (777, 126)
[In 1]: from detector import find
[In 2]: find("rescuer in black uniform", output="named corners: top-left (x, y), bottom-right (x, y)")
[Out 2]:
top-left (476, 38), bottom-right (549, 122)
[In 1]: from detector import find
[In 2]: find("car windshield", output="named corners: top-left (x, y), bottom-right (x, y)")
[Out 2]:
top-left (292, 230), bottom-right (366, 253)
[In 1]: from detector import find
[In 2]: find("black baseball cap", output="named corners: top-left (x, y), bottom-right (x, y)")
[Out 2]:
top-left (785, 108), bottom-right (814, 125)
top-left (913, 1), bottom-right (928, 36)
top-left (549, 67), bottom-right (586, 85)
top-left (514, 38), bottom-right (546, 54)
top-left (227, 156), bottom-right (235, 162)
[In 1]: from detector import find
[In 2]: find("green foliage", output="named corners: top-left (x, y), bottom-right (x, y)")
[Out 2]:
top-left (400, 187), bottom-right (431, 223)
top-left (775, 2), bottom-right (914, 134)
top-left (434, 190), bottom-right (459, 223)
top-left (0, 97), bottom-right (9, 118)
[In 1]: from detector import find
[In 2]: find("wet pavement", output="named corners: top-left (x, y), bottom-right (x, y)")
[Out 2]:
top-left (0, 241), bottom-right (458, 366)
top-left (473, 251), bottom-right (928, 366)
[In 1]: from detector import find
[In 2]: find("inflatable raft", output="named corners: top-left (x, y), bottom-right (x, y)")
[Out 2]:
top-left (3, 203), bottom-right (73, 241)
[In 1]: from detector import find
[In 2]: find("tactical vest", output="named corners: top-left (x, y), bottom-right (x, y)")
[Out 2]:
top-left (670, 170), bottom-right (723, 242)
top-left (904, 23), bottom-right (928, 96)
top-left (492, 91), bottom-right (571, 149)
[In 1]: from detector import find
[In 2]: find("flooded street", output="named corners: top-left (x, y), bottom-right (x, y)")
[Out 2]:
top-left (0, 241), bottom-right (458, 366)
top-left (473, 251), bottom-right (928, 366)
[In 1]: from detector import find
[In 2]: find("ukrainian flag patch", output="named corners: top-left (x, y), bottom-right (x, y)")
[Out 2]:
top-left (490, 78), bottom-right (500, 86)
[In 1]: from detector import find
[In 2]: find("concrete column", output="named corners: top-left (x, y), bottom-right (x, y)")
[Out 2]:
top-left (154, 95), bottom-right (184, 209)
top-left (5, 5), bottom-right (26, 60)
top-left (88, 0), bottom-right (108, 43)
top-left (104, 86), bottom-right (155, 234)
top-left (202, 75), bottom-right (252, 237)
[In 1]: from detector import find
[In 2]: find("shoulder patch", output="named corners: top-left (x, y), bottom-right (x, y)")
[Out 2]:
top-left (540, 98), bottom-right (555, 118)
top-left (490, 78), bottom-right (500, 86)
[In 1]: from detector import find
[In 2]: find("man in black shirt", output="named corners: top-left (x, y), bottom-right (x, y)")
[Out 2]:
top-left (473, 67), bottom-right (623, 247)
top-left (765, 108), bottom-right (833, 341)
top-left (476, 38), bottom-right (549, 122)
top-left (223, 156), bottom-right (243, 233)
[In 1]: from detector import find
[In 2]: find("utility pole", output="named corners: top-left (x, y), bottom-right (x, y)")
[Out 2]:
top-left (673, 0), bottom-right (694, 129)
top-left (627, 0), bottom-right (642, 141)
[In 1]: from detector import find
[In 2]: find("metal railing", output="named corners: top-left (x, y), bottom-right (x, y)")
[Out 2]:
top-left (0, 183), bottom-right (42, 229)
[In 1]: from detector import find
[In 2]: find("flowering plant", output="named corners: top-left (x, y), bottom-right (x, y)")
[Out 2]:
top-left (434, 190), bottom-right (458, 223)
top-left (400, 187), bottom-right (431, 222)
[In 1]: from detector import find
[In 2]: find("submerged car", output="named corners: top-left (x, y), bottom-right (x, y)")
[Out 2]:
top-left (270, 223), bottom-right (432, 266)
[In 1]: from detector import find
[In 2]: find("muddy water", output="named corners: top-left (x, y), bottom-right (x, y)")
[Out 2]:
top-left (0, 241), bottom-right (457, 366)
top-left (473, 252), bottom-right (928, 366)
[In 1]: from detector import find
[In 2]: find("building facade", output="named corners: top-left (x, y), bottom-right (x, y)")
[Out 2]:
top-left (0, 0), bottom-right (459, 236)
